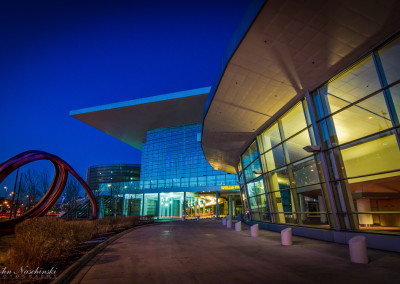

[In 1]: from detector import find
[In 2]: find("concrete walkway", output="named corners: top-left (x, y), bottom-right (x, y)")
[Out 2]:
top-left (71, 220), bottom-right (400, 284)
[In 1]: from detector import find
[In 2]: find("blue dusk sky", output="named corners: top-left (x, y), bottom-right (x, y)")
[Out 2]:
top-left (0, 0), bottom-right (251, 195)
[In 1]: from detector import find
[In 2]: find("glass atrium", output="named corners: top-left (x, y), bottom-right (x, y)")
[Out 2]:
top-left (239, 34), bottom-right (400, 234)
top-left (97, 123), bottom-right (241, 219)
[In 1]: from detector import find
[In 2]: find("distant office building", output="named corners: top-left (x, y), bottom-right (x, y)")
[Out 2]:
top-left (86, 164), bottom-right (140, 193)
top-left (73, 88), bottom-right (241, 219)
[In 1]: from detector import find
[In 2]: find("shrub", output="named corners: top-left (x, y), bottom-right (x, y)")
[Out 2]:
top-left (4, 215), bottom-right (144, 270)
top-left (7, 218), bottom-right (74, 269)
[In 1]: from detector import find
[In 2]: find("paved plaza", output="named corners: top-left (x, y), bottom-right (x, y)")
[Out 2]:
top-left (71, 220), bottom-right (400, 284)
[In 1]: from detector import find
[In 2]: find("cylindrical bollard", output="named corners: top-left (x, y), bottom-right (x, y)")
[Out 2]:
top-left (222, 217), bottom-right (226, 226)
top-left (250, 224), bottom-right (259, 237)
top-left (182, 216), bottom-right (185, 222)
top-left (235, 221), bottom-right (242, 232)
top-left (212, 216), bottom-right (215, 221)
top-left (197, 216), bottom-right (200, 221)
top-left (281, 228), bottom-right (292, 246)
top-left (349, 236), bottom-right (368, 264)
top-left (227, 220), bottom-right (232, 228)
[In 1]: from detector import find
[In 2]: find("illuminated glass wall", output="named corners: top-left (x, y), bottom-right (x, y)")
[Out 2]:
top-left (140, 123), bottom-right (237, 189)
top-left (239, 34), bottom-right (400, 234)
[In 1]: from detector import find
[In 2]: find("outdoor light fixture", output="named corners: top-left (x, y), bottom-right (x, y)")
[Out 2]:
top-left (253, 170), bottom-right (263, 175)
top-left (303, 145), bottom-right (322, 153)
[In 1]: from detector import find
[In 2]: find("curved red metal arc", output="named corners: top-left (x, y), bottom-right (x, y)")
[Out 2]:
top-left (0, 150), bottom-right (98, 233)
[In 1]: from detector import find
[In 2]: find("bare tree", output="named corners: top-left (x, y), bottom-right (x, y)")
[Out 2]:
top-left (109, 182), bottom-right (124, 216)
top-left (21, 169), bottom-right (40, 210)
top-left (38, 169), bottom-right (51, 197)
top-left (63, 177), bottom-right (81, 216)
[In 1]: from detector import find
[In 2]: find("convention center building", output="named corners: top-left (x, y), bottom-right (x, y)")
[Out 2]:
top-left (71, 0), bottom-right (400, 251)
top-left (71, 87), bottom-right (242, 220)
top-left (201, 0), bottom-right (400, 251)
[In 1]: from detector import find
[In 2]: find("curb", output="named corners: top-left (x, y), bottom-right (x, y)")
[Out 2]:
top-left (51, 222), bottom-right (159, 284)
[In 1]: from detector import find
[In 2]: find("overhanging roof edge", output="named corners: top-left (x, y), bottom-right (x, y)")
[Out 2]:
top-left (202, 0), bottom-right (266, 118)
top-left (70, 86), bottom-right (211, 116)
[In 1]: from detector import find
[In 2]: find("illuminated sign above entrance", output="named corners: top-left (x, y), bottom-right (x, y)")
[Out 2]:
top-left (220, 185), bottom-right (240, 190)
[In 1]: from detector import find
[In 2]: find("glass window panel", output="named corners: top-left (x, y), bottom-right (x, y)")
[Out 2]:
top-left (189, 177), bottom-right (197, 187)
top-left (341, 131), bottom-right (400, 180)
top-left (198, 177), bottom-right (206, 187)
top-left (377, 36), bottom-right (400, 85)
top-left (387, 84), bottom-right (400, 126)
top-left (244, 159), bottom-right (262, 181)
top-left (242, 141), bottom-right (258, 168)
top-left (246, 177), bottom-right (265, 197)
top-left (181, 178), bottom-right (188, 188)
top-left (262, 145), bottom-right (286, 172)
top-left (165, 179), bottom-right (172, 188)
top-left (322, 54), bottom-right (380, 113)
top-left (173, 178), bottom-right (180, 188)
top-left (269, 167), bottom-right (290, 191)
top-left (260, 211), bottom-right (271, 222)
top-left (251, 212), bottom-right (261, 221)
top-left (158, 179), bottom-right (165, 188)
top-left (207, 176), bottom-right (216, 186)
top-left (269, 190), bottom-right (297, 224)
top-left (248, 196), bottom-right (258, 210)
top-left (281, 103), bottom-right (307, 139)
top-left (331, 93), bottom-right (391, 145)
top-left (260, 122), bottom-right (281, 153)
top-left (292, 157), bottom-right (320, 187)
top-left (285, 129), bottom-right (312, 163)
top-left (296, 185), bottom-right (329, 226)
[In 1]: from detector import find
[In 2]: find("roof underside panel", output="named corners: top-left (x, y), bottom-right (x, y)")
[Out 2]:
top-left (71, 88), bottom-right (210, 150)
top-left (202, 0), bottom-right (400, 173)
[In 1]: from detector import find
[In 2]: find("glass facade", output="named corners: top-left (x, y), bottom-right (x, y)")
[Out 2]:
top-left (96, 123), bottom-right (241, 219)
top-left (140, 123), bottom-right (237, 189)
top-left (239, 34), bottom-right (400, 234)
top-left (86, 164), bottom-right (140, 193)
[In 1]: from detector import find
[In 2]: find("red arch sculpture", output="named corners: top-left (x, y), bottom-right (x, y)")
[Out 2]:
top-left (0, 150), bottom-right (98, 233)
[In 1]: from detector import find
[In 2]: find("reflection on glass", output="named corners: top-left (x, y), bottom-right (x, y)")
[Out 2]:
top-left (292, 157), bottom-right (320, 187)
top-left (249, 197), bottom-right (258, 210)
top-left (296, 184), bottom-right (328, 226)
top-left (285, 130), bottom-right (312, 163)
top-left (269, 167), bottom-right (290, 191)
top-left (260, 122), bottom-right (281, 153)
top-left (207, 176), bottom-right (215, 186)
top-left (388, 84), bottom-right (400, 125)
top-left (281, 103), bottom-right (307, 139)
top-left (263, 145), bottom-right (286, 172)
top-left (242, 141), bottom-right (259, 168)
top-left (244, 159), bottom-right (262, 181)
top-left (323, 54), bottom-right (380, 113)
top-left (159, 192), bottom-right (184, 218)
top-left (341, 132), bottom-right (400, 179)
top-left (331, 93), bottom-right (391, 145)
top-left (143, 193), bottom-right (158, 216)
top-left (377, 36), bottom-right (400, 85)
top-left (246, 177), bottom-right (265, 197)
top-left (251, 211), bottom-right (261, 221)
top-left (269, 190), bottom-right (296, 224)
